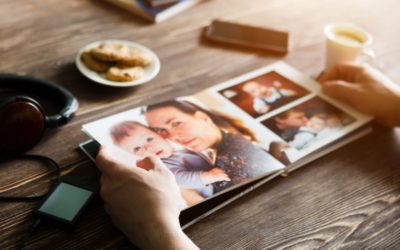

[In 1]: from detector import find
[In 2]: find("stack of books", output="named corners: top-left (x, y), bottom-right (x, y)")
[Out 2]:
top-left (104, 0), bottom-right (202, 23)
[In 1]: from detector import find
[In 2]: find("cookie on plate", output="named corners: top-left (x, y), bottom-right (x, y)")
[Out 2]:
top-left (91, 43), bottom-right (129, 62)
top-left (119, 48), bottom-right (153, 66)
top-left (91, 43), bottom-right (152, 66)
top-left (81, 51), bottom-right (114, 73)
top-left (106, 66), bottom-right (145, 82)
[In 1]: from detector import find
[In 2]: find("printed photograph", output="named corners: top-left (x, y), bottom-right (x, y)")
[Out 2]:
top-left (218, 71), bottom-right (310, 118)
top-left (262, 96), bottom-right (355, 153)
top-left (83, 98), bottom-right (284, 208)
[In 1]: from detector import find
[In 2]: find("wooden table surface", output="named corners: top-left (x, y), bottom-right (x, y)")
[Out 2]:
top-left (1, 0), bottom-right (400, 249)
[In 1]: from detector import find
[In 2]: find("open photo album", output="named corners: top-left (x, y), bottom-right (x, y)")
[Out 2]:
top-left (80, 61), bottom-right (372, 227)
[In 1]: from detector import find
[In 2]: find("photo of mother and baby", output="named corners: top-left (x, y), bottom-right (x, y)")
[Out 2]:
top-left (109, 100), bottom-right (284, 206)
top-left (263, 97), bottom-right (355, 152)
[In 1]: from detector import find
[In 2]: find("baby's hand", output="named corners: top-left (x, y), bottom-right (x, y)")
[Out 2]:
top-left (259, 105), bottom-right (271, 114)
top-left (201, 168), bottom-right (231, 184)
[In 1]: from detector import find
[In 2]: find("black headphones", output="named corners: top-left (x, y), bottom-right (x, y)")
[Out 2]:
top-left (0, 74), bottom-right (79, 156)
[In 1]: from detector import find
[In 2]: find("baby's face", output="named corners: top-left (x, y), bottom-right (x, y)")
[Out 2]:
top-left (118, 125), bottom-right (173, 159)
top-left (243, 81), bottom-right (271, 98)
top-left (307, 117), bottom-right (326, 132)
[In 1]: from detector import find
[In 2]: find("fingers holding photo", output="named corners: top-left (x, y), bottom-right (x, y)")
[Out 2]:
top-left (146, 156), bottom-right (173, 174)
top-left (318, 63), bottom-right (367, 83)
top-left (321, 80), bottom-right (363, 106)
top-left (318, 64), bottom-right (400, 126)
top-left (96, 145), bottom-right (147, 178)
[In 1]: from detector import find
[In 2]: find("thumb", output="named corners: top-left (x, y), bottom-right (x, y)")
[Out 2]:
top-left (322, 80), bottom-right (361, 105)
top-left (96, 145), bottom-right (144, 178)
top-left (146, 156), bottom-right (170, 173)
top-left (96, 146), bottom-right (118, 173)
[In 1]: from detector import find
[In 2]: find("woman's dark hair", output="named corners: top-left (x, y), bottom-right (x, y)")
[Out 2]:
top-left (145, 100), bottom-right (256, 141)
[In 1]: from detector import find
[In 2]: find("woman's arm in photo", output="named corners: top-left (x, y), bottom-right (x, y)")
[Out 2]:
top-left (163, 157), bottom-right (229, 188)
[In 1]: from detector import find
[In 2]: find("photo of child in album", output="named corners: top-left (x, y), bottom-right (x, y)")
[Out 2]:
top-left (262, 97), bottom-right (354, 151)
top-left (242, 80), bottom-right (297, 114)
top-left (110, 121), bottom-right (230, 202)
top-left (289, 113), bottom-right (344, 149)
top-left (219, 71), bottom-right (310, 118)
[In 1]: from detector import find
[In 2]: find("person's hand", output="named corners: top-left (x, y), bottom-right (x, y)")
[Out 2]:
top-left (201, 167), bottom-right (231, 184)
top-left (319, 64), bottom-right (400, 126)
top-left (96, 146), bottom-right (198, 250)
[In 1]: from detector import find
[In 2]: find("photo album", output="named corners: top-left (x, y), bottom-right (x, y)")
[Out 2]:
top-left (80, 61), bottom-right (372, 228)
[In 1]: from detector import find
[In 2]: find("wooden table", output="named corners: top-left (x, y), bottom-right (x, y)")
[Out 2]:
top-left (1, 0), bottom-right (400, 249)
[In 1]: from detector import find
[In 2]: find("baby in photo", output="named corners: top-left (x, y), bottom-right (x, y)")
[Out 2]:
top-left (242, 80), bottom-right (297, 114)
top-left (110, 121), bottom-right (230, 198)
top-left (289, 114), bottom-right (342, 150)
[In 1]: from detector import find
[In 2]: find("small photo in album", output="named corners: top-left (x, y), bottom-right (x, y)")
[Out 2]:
top-left (218, 71), bottom-right (310, 118)
top-left (261, 96), bottom-right (355, 151)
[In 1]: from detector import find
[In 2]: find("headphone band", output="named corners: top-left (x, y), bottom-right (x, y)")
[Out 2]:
top-left (0, 74), bottom-right (79, 128)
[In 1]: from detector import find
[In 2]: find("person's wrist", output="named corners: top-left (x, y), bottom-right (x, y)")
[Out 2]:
top-left (138, 214), bottom-right (185, 250)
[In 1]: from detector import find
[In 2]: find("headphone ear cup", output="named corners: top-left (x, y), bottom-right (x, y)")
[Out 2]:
top-left (0, 95), bottom-right (46, 155)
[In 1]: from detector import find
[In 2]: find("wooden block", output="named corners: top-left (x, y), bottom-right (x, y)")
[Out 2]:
top-left (205, 19), bottom-right (290, 53)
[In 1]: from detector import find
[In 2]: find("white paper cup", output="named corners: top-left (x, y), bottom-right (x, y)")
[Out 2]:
top-left (324, 23), bottom-right (374, 70)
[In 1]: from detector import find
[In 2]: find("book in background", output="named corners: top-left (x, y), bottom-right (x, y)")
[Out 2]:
top-left (104, 0), bottom-right (202, 23)
top-left (143, 0), bottom-right (179, 7)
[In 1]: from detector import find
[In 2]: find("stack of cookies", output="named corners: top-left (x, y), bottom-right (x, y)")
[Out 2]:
top-left (81, 43), bottom-right (153, 82)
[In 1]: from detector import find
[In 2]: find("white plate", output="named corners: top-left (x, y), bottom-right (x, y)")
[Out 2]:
top-left (76, 39), bottom-right (161, 87)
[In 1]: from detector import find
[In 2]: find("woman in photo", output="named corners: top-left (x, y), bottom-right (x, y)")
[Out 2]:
top-left (144, 100), bottom-right (284, 193)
